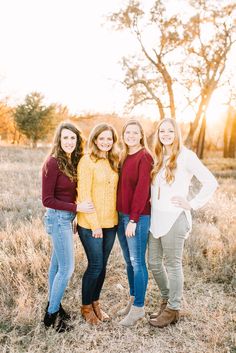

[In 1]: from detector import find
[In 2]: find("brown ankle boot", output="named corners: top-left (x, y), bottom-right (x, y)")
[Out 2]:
top-left (92, 300), bottom-right (110, 322)
top-left (81, 304), bottom-right (101, 325)
top-left (149, 307), bottom-right (179, 328)
top-left (149, 299), bottom-right (168, 319)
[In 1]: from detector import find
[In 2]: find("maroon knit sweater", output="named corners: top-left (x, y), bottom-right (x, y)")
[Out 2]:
top-left (42, 156), bottom-right (77, 213)
top-left (117, 148), bottom-right (153, 222)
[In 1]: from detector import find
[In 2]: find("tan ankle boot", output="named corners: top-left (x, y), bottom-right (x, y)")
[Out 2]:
top-left (92, 300), bottom-right (110, 322)
top-left (149, 307), bottom-right (179, 328)
top-left (116, 296), bottom-right (134, 316)
top-left (119, 305), bottom-right (145, 327)
top-left (81, 304), bottom-right (101, 325)
top-left (149, 299), bottom-right (168, 319)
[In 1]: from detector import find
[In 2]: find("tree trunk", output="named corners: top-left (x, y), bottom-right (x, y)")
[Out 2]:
top-left (196, 116), bottom-right (206, 159)
top-left (228, 113), bottom-right (236, 158)
top-left (223, 113), bottom-right (231, 157)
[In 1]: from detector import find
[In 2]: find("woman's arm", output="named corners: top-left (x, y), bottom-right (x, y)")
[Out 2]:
top-left (186, 150), bottom-right (218, 210)
top-left (129, 153), bottom-right (153, 222)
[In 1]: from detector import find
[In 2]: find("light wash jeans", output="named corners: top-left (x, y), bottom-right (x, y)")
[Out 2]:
top-left (117, 213), bottom-right (150, 307)
top-left (148, 212), bottom-right (190, 310)
top-left (44, 208), bottom-right (75, 314)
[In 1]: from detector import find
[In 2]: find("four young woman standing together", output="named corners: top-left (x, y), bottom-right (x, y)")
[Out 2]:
top-left (42, 118), bottom-right (218, 331)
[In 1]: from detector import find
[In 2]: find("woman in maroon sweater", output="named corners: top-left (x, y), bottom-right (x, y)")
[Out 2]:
top-left (42, 121), bottom-right (94, 332)
top-left (117, 119), bottom-right (153, 326)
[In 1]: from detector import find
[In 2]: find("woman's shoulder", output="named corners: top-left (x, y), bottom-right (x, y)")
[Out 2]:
top-left (79, 154), bottom-right (91, 162)
top-left (44, 155), bottom-right (58, 168)
top-left (178, 146), bottom-right (198, 167)
top-left (141, 148), bottom-right (153, 162)
top-left (42, 155), bottom-right (59, 176)
top-left (181, 146), bottom-right (197, 159)
top-left (78, 154), bottom-right (95, 167)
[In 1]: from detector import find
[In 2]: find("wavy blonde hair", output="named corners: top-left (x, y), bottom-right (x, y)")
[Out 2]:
top-left (120, 119), bottom-right (150, 165)
top-left (151, 118), bottom-right (182, 184)
top-left (88, 123), bottom-right (119, 172)
top-left (43, 121), bottom-right (84, 182)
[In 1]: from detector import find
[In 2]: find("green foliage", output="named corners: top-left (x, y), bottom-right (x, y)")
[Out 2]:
top-left (13, 92), bottom-right (55, 146)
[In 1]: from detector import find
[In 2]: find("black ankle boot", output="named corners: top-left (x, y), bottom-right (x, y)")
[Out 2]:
top-left (59, 303), bottom-right (71, 321)
top-left (45, 302), bottom-right (71, 321)
top-left (44, 311), bottom-right (72, 333)
top-left (43, 310), bottom-right (59, 328)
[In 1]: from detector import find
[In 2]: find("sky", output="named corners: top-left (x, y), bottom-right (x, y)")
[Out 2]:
top-left (0, 0), bottom-right (235, 122)
top-left (0, 0), bottom-right (135, 116)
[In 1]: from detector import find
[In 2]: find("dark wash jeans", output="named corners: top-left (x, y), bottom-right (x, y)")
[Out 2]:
top-left (77, 225), bottom-right (117, 305)
top-left (117, 213), bottom-right (150, 307)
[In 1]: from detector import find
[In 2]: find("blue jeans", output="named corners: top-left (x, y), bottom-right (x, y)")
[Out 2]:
top-left (78, 225), bottom-right (116, 305)
top-left (117, 213), bottom-right (150, 307)
top-left (44, 208), bottom-right (75, 314)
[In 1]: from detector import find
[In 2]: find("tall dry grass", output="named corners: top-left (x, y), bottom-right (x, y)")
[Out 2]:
top-left (0, 146), bottom-right (235, 353)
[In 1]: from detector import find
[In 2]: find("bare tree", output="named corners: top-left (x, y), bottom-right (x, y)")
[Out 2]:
top-left (108, 0), bottom-right (236, 154)
top-left (184, 1), bottom-right (236, 147)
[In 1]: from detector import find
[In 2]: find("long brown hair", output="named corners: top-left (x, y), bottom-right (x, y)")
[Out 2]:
top-left (151, 118), bottom-right (182, 184)
top-left (120, 119), bottom-right (149, 165)
top-left (88, 123), bottom-right (119, 172)
top-left (43, 121), bottom-right (84, 181)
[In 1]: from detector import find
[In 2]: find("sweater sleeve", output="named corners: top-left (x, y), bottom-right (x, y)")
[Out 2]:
top-left (77, 156), bottom-right (101, 230)
top-left (129, 153), bottom-right (153, 222)
top-left (187, 150), bottom-right (218, 210)
top-left (42, 157), bottom-right (77, 212)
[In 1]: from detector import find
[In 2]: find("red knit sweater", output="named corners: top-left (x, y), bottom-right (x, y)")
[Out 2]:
top-left (117, 148), bottom-right (153, 222)
top-left (42, 156), bottom-right (77, 213)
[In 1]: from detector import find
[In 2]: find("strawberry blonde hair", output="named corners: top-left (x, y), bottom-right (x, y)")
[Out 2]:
top-left (151, 118), bottom-right (182, 184)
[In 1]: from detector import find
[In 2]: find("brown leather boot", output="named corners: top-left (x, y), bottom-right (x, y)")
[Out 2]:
top-left (149, 307), bottom-right (179, 328)
top-left (81, 304), bottom-right (101, 325)
top-left (149, 299), bottom-right (168, 319)
top-left (92, 300), bottom-right (110, 322)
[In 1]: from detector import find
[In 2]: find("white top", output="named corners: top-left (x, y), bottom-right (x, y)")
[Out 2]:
top-left (150, 146), bottom-right (218, 239)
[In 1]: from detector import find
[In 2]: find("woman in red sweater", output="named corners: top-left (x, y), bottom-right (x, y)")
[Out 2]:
top-left (117, 119), bottom-right (153, 326)
top-left (42, 121), bottom-right (94, 332)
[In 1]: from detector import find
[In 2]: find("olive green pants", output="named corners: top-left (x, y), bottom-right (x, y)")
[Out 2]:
top-left (148, 212), bottom-right (190, 310)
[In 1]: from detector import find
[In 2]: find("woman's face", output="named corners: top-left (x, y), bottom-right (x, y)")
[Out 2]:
top-left (158, 121), bottom-right (175, 146)
top-left (60, 128), bottom-right (77, 155)
top-left (123, 124), bottom-right (142, 148)
top-left (95, 130), bottom-right (114, 152)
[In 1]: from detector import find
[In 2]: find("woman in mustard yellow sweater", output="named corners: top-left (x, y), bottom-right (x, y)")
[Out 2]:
top-left (77, 123), bottom-right (119, 325)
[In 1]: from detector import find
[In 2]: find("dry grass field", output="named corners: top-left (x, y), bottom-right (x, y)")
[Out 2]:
top-left (0, 146), bottom-right (235, 353)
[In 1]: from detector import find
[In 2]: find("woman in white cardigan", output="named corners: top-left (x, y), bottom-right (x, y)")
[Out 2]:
top-left (148, 118), bottom-right (218, 328)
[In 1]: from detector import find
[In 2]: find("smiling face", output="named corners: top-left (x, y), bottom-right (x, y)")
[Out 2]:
top-left (95, 129), bottom-right (114, 153)
top-left (60, 128), bottom-right (77, 156)
top-left (158, 120), bottom-right (175, 147)
top-left (123, 123), bottom-right (142, 149)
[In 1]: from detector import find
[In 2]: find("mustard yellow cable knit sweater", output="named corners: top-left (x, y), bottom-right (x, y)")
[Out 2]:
top-left (77, 154), bottom-right (118, 230)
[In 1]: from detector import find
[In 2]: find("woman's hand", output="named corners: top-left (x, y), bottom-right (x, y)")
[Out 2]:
top-left (72, 219), bottom-right (78, 234)
top-left (92, 228), bottom-right (103, 238)
top-left (171, 196), bottom-right (191, 210)
top-left (76, 201), bottom-right (95, 213)
top-left (125, 222), bottom-right (136, 237)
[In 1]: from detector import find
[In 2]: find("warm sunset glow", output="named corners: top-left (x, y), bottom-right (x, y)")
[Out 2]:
top-left (0, 0), bottom-right (235, 122)
top-left (206, 93), bottom-right (228, 123)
